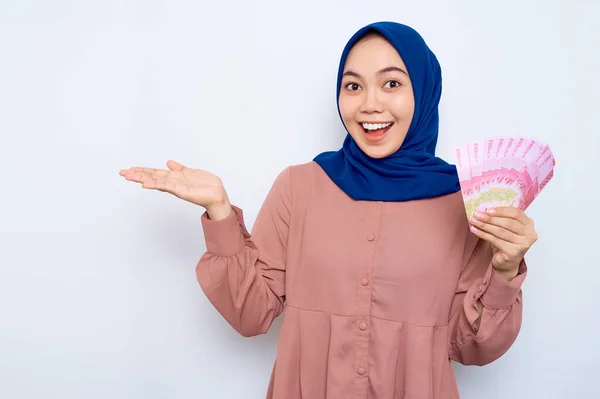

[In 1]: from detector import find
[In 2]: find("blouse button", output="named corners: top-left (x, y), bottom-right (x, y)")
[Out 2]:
top-left (367, 233), bottom-right (375, 241)
top-left (359, 322), bottom-right (368, 331)
top-left (361, 277), bottom-right (369, 286)
top-left (357, 366), bottom-right (367, 375)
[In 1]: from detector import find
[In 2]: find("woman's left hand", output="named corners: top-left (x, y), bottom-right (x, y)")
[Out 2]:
top-left (469, 207), bottom-right (538, 280)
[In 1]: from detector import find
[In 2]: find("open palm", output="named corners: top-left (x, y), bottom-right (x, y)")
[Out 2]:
top-left (119, 160), bottom-right (228, 209)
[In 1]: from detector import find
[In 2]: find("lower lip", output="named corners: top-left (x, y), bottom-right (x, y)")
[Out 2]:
top-left (363, 124), bottom-right (393, 143)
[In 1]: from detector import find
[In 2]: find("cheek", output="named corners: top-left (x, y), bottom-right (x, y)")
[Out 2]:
top-left (338, 97), bottom-right (361, 127)
top-left (389, 93), bottom-right (415, 119)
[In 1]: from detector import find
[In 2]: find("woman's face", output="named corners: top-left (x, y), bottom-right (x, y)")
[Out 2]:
top-left (338, 34), bottom-right (415, 159)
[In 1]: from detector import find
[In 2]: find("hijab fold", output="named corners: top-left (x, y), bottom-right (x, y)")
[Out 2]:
top-left (313, 21), bottom-right (460, 202)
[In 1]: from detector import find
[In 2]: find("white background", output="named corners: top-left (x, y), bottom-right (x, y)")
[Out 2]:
top-left (1, 0), bottom-right (598, 398)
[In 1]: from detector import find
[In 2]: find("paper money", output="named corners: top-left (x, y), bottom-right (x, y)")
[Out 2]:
top-left (453, 136), bottom-right (555, 219)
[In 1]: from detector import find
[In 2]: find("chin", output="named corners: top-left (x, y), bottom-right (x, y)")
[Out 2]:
top-left (350, 128), bottom-right (404, 159)
top-left (358, 145), bottom-right (393, 159)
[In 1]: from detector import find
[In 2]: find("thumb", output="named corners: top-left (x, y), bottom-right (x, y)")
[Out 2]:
top-left (166, 160), bottom-right (185, 172)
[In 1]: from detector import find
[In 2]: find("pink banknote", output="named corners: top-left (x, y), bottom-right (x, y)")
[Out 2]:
top-left (453, 136), bottom-right (555, 219)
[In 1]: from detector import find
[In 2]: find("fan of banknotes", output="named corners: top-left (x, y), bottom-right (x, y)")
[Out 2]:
top-left (453, 136), bottom-right (555, 219)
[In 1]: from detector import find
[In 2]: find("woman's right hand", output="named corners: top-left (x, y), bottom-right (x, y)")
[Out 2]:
top-left (119, 160), bottom-right (232, 220)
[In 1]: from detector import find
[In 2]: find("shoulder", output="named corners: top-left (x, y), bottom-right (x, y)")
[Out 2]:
top-left (273, 161), bottom-right (326, 191)
top-left (267, 161), bottom-right (333, 210)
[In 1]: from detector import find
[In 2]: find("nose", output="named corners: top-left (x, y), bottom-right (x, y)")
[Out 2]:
top-left (359, 88), bottom-right (384, 114)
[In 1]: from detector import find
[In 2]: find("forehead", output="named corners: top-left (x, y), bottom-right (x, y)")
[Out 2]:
top-left (343, 33), bottom-right (407, 70)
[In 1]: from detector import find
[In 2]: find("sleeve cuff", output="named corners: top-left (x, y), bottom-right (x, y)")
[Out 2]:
top-left (480, 259), bottom-right (527, 309)
top-left (200, 205), bottom-right (249, 257)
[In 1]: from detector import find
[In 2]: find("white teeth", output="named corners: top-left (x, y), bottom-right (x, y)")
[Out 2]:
top-left (362, 122), bottom-right (392, 130)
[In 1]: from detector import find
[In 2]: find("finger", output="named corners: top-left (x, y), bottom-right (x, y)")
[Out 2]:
top-left (141, 179), bottom-right (157, 189)
top-left (123, 172), bottom-right (145, 183)
top-left (143, 168), bottom-right (171, 179)
top-left (472, 210), bottom-right (527, 235)
top-left (121, 166), bottom-right (151, 174)
top-left (152, 177), bottom-right (176, 192)
top-left (150, 178), bottom-right (170, 192)
top-left (139, 173), bottom-right (163, 188)
top-left (126, 171), bottom-right (166, 186)
top-left (143, 175), bottom-right (187, 194)
top-left (122, 167), bottom-right (171, 178)
top-left (167, 160), bottom-right (186, 172)
top-left (469, 224), bottom-right (514, 251)
top-left (486, 206), bottom-right (531, 225)
top-left (122, 171), bottom-right (151, 183)
top-left (470, 216), bottom-right (522, 244)
top-left (120, 168), bottom-right (149, 177)
top-left (134, 171), bottom-right (173, 185)
top-left (140, 175), bottom-right (175, 190)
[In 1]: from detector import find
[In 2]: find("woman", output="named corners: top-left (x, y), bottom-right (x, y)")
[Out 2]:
top-left (120, 21), bottom-right (538, 399)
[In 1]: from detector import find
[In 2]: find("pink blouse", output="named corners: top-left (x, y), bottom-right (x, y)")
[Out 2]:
top-left (196, 162), bottom-right (526, 399)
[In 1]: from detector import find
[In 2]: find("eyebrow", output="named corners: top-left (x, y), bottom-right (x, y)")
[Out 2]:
top-left (342, 66), bottom-right (408, 79)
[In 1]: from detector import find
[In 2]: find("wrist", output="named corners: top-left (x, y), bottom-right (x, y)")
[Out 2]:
top-left (206, 200), bottom-right (232, 221)
top-left (494, 263), bottom-right (520, 281)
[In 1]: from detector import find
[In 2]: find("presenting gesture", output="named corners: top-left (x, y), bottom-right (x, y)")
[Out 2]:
top-left (469, 207), bottom-right (538, 280)
top-left (119, 160), bottom-right (232, 220)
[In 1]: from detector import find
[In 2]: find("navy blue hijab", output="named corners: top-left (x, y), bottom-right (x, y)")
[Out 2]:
top-left (313, 22), bottom-right (460, 201)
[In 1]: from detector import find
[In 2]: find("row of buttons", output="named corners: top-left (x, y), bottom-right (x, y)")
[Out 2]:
top-left (358, 230), bottom-right (375, 377)
top-left (358, 318), bottom-right (368, 376)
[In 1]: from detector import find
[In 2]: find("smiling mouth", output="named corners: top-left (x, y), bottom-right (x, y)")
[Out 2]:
top-left (361, 122), bottom-right (394, 142)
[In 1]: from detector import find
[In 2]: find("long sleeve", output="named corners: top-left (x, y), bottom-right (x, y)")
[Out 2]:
top-left (448, 233), bottom-right (527, 366)
top-left (196, 167), bottom-right (292, 337)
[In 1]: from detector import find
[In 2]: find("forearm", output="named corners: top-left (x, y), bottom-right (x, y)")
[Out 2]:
top-left (197, 206), bottom-right (285, 337)
top-left (450, 260), bottom-right (527, 365)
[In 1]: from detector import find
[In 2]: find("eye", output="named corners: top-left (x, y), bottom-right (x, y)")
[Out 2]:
top-left (384, 80), bottom-right (401, 89)
top-left (344, 82), bottom-right (361, 91)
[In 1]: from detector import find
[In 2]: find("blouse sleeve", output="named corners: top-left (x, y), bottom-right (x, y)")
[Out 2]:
top-left (448, 233), bottom-right (527, 366)
top-left (195, 167), bottom-right (292, 337)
